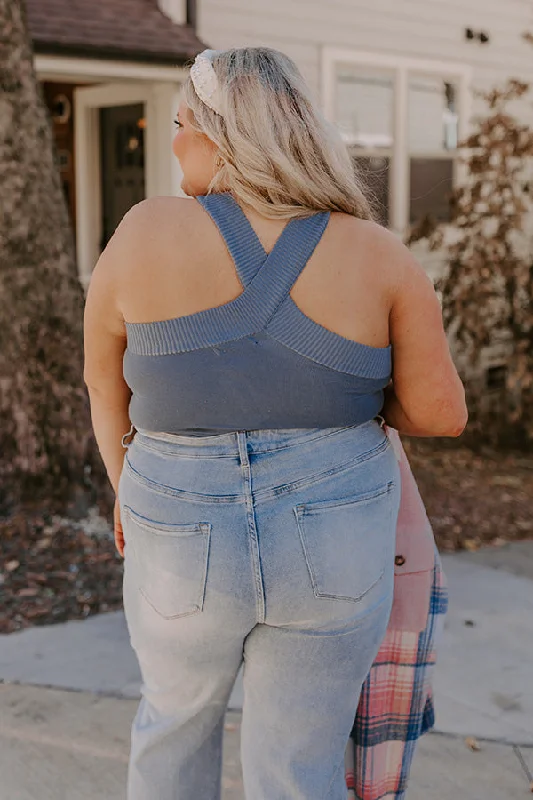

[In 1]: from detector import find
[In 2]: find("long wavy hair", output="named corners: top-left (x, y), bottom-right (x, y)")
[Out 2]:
top-left (183, 47), bottom-right (374, 221)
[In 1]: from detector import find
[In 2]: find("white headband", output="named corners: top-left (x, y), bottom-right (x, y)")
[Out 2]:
top-left (190, 49), bottom-right (224, 116)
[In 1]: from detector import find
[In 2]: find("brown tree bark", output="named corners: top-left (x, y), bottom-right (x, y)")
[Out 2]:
top-left (0, 0), bottom-right (111, 513)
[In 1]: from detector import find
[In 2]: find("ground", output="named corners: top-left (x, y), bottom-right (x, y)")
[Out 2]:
top-left (404, 438), bottom-right (533, 552)
top-left (1, 438), bottom-right (533, 633)
top-left (1, 686), bottom-right (531, 799)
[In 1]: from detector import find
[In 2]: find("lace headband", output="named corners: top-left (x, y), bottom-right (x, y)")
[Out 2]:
top-left (190, 49), bottom-right (224, 116)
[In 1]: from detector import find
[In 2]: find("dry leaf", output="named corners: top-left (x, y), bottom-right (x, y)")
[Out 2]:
top-left (5, 560), bottom-right (20, 572)
top-left (490, 476), bottom-right (522, 487)
top-left (35, 537), bottom-right (53, 551)
top-left (490, 537), bottom-right (507, 547)
top-left (465, 736), bottom-right (481, 751)
top-left (463, 539), bottom-right (480, 552)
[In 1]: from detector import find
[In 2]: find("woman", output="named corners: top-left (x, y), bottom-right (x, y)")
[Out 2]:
top-left (83, 47), bottom-right (466, 800)
top-left (346, 427), bottom-right (449, 800)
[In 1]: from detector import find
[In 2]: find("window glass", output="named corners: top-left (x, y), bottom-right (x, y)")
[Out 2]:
top-left (332, 60), bottom-right (465, 230)
top-left (410, 158), bottom-right (454, 224)
top-left (408, 77), bottom-right (458, 153)
top-left (336, 66), bottom-right (394, 148)
top-left (409, 76), bottom-right (458, 225)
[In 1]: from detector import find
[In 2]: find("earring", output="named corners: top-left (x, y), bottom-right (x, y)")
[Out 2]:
top-left (215, 153), bottom-right (224, 170)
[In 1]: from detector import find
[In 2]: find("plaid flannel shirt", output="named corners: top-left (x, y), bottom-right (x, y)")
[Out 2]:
top-left (344, 429), bottom-right (449, 799)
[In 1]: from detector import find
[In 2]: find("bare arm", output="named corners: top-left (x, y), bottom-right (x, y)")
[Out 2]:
top-left (382, 245), bottom-right (467, 437)
top-left (83, 217), bottom-right (133, 493)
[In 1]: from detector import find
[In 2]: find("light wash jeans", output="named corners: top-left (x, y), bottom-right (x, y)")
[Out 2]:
top-left (118, 420), bottom-right (401, 800)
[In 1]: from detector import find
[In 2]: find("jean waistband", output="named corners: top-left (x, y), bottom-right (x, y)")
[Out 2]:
top-left (126, 419), bottom-right (386, 457)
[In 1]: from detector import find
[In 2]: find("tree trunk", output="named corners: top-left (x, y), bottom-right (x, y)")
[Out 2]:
top-left (0, 0), bottom-right (111, 514)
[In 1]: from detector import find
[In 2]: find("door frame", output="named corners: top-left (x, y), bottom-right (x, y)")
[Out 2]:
top-left (37, 56), bottom-right (184, 286)
top-left (74, 83), bottom-right (156, 286)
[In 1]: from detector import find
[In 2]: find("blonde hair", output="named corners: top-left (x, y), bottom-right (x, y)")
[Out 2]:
top-left (183, 47), bottom-right (374, 221)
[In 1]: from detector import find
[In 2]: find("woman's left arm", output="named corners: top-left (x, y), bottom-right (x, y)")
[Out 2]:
top-left (83, 233), bottom-right (132, 495)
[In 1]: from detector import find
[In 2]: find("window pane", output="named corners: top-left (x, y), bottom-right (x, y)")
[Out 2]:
top-left (410, 158), bottom-right (453, 224)
top-left (336, 66), bottom-right (394, 149)
top-left (353, 155), bottom-right (390, 226)
top-left (408, 77), bottom-right (458, 153)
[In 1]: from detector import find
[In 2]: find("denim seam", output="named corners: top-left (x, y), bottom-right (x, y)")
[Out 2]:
top-left (295, 480), bottom-right (395, 513)
top-left (123, 437), bottom-right (391, 504)
top-left (123, 505), bottom-right (207, 535)
top-left (133, 437), bottom-right (237, 459)
top-left (237, 432), bottom-right (266, 623)
top-left (133, 422), bottom-right (367, 458)
top-left (123, 456), bottom-right (242, 503)
top-left (266, 592), bottom-right (392, 639)
top-left (252, 437), bottom-right (391, 504)
top-left (324, 744), bottom-right (347, 798)
top-left (243, 422), bottom-right (365, 454)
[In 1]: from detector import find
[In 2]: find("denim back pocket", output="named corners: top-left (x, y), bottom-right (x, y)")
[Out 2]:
top-left (294, 482), bottom-right (397, 604)
top-left (122, 506), bottom-right (211, 619)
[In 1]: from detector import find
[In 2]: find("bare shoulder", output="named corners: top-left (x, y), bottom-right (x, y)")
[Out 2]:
top-left (116, 196), bottom-right (198, 240)
top-left (332, 212), bottom-right (432, 296)
top-left (99, 196), bottom-right (199, 275)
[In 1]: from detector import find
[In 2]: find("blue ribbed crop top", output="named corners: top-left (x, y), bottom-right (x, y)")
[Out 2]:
top-left (123, 192), bottom-right (392, 435)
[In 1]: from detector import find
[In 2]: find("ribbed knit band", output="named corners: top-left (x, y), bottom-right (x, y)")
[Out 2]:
top-left (125, 192), bottom-right (391, 380)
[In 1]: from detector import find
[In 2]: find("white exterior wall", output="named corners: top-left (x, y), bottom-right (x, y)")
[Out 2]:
top-left (198, 0), bottom-right (533, 114)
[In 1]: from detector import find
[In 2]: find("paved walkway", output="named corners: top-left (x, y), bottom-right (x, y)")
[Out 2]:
top-left (1, 541), bottom-right (532, 797)
top-left (1, 684), bottom-right (531, 799)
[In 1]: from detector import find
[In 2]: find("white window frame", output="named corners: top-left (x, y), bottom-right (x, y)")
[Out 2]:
top-left (321, 48), bottom-right (472, 236)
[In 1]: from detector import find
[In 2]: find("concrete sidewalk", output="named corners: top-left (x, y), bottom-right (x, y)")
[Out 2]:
top-left (1, 684), bottom-right (531, 799)
top-left (1, 541), bottom-right (533, 797)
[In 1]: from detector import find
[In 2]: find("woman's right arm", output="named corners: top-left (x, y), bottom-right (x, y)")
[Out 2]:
top-left (383, 243), bottom-right (468, 438)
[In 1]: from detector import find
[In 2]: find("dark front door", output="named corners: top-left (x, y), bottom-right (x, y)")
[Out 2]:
top-left (100, 103), bottom-right (146, 249)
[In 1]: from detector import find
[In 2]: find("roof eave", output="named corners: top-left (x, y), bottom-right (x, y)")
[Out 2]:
top-left (33, 39), bottom-right (203, 67)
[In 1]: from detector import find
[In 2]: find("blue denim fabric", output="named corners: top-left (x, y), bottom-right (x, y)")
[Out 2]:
top-left (118, 420), bottom-right (401, 800)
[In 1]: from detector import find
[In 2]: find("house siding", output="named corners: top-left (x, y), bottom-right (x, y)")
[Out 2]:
top-left (198, 0), bottom-right (533, 116)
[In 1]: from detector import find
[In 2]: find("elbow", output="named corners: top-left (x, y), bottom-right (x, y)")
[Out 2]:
top-left (454, 403), bottom-right (469, 436)
top-left (436, 396), bottom-right (469, 438)
top-left (447, 413), bottom-right (468, 438)
top-left (408, 392), bottom-right (468, 438)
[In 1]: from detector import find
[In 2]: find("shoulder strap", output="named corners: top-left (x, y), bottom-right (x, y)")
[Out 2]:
top-left (255, 211), bottom-right (331, 308)
top-left (195, 193), bottom-right (267, 287)
top-left (196, 193), bottom-right (331, 324)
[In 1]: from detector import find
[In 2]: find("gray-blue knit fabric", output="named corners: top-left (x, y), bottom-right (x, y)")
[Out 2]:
top-left (123, 192), bottom-right (392, 435)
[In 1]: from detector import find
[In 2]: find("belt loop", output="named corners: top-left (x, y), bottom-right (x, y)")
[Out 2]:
top-left (121, 423), bottom-right (136, 449)
top-left (236, 431), bottom-right (248, 467)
